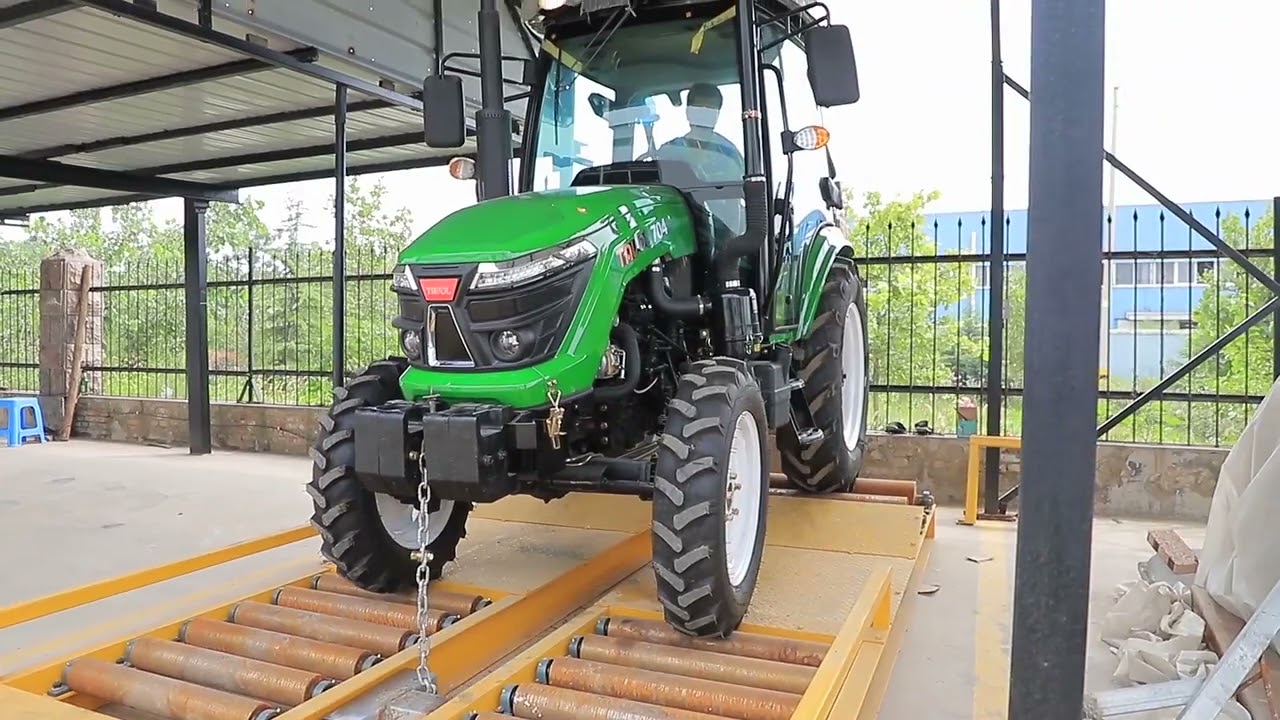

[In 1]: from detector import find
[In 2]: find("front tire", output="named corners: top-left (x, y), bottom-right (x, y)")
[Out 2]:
top-left (652, 359), bottom-right (769, 637)
top-left (778, 258), bottom-right (870, 493)
top-left (308, 358), bottom-right (471, 592)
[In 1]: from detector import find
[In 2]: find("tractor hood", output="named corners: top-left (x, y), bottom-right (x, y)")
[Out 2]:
top-left (398, 185), bottom-right (688, 265)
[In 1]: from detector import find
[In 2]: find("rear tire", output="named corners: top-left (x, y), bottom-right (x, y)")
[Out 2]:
top-left (778, 258), bottom-right (870, 493)
top-left (307, 358), bottom-right (471, 592)
top-left (652, 359), bottom-right (769, 637)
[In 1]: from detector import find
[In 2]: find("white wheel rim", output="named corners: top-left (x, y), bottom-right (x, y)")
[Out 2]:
top-left (841, 302), bottom-right (867, 449)
top-left (375, 494), bottom-right (456, 550)
top-left (724, 410), bottom-right (763, 588)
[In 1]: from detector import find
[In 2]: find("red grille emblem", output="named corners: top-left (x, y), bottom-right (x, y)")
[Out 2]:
top-left (419, 277), bottom-right (459, 302)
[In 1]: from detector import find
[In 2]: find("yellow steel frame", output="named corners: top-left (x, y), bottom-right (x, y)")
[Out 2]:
top-left (960, 434), bottom-right (1022, 525)
top-left (424, 571), bottom-right (895, 720)
top-left (0, 529), bottom-right (649, 719)
top-left (0, 525), bottom-right (316, 630)
top-left (1, 487), bottom-right (937, 720)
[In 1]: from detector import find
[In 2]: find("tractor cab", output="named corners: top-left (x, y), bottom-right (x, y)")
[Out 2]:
top-left (528, 11), bottom-right (751, 252)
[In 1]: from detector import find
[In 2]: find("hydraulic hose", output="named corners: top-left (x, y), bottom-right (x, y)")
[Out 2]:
top-left (645, 264), bottom-right (707, 319)
top-left (714, 177), bottom-right (771, 285)
top-left (594, 322), bottom-right (640, 401)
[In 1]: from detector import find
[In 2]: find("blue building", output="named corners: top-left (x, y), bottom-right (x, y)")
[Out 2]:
top-left (923, 199), bottom-right (1272, 383)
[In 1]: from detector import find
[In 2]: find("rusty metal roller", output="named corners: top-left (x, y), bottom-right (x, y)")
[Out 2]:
top-left (537, 658), bottom-right (799, 720)
top-left (230, 601), bottom-right (414, 657)
top-left (180, 619), bottom-right (378, 681)
top-left (62, 657), bottom-right (280, 720)
top-left (501, 683), bottom-right (736, 720)
top-left (273, 587), bottom-right (455, 632)
top-left (310, 574), bottom-right (491, 616)
top-left (598, 618), bottom-right (828, 667)
top-left (570, 635), bottom-right (815, 695)
top-left (125, 637), bottom-right (333, 707)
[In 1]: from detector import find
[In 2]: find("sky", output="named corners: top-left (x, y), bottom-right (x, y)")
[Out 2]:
top-left (7, 0), bottom-right (1279, 244)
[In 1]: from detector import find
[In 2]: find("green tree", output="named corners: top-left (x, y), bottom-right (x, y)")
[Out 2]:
top-left (846, 189), bottom-right (979, 432)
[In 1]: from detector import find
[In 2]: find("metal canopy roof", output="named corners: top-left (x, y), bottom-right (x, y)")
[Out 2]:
top-left (0, 0), bottom-right (535, 217)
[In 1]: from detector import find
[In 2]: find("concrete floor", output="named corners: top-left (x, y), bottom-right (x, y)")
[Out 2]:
top-left (0, 440), bottom-right (1211, 718)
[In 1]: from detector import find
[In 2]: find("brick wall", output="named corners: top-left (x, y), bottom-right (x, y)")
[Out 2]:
top-left (72, 396), bottom-right (1227, 521)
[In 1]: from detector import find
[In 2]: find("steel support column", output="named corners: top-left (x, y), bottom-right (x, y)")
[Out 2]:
top-left (1274, 196), bottom-right (1279, 381)
top-left (332, 85), bottom-right (348, 389)
top-left (1008, 0), bottom-right (1105, 717)
top-left (184, 198), bottom-right (212, 456)
top-left (475, 0), bottom-right (512, 200)
top-left (985, 0), bottom-right (1006, 513)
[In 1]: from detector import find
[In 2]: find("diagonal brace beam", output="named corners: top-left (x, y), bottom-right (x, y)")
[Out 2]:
top-left (0, 155), bottom-right (238, 203)
top-left (1005, 73), bottom-right (1280, 297)
top-left (1097, 296), bottom-right (1280, 436)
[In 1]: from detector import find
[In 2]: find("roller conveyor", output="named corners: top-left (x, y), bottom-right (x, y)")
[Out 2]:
top-left (34, 571), bottom-right (491, 720)
top-left (2, 481), bottom-right (936, 720)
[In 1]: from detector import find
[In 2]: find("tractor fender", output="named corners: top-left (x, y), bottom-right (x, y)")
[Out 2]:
top-left (793, 219), bottom-right (857, 340)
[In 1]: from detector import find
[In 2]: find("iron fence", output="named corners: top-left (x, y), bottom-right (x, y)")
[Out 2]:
top-left (84, 244), bottom-right (399, 407)
top-left (4, 198), bottom-right (1277, 448)
top-left (0, 265), bottom-right (39, 393)
top-left (852, 199), bottom-right (1277, 448)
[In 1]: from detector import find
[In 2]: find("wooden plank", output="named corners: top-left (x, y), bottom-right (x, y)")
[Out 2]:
top-left (1147, 529), bottom-right (1199, 575)
top-left (1191, 586), bottom-right (1278, 719)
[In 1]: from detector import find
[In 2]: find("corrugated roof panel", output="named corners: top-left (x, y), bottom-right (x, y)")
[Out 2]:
top-left (0, 68), bottom-right (358, 156)
top-left (0, 8), bottom-right (246, 109)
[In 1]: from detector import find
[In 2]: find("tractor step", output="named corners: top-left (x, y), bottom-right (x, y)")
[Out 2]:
top-left (796, 428), bottom-right (825, 446)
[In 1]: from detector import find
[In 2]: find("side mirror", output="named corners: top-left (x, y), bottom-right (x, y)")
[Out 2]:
top-left (820, 178), bottom-right (844, 210)
top-left (422, 75), bottom-right (466, 148)
top-left (804, 25), bottom-right (860, 107)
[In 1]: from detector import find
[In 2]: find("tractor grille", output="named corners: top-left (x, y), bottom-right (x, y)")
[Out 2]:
top-left (394, 262), bottom-right (592, 370)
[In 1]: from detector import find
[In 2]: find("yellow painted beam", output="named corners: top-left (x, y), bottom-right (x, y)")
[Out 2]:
top-left (791, 566), bottom-right (892, 719)
top-left (962, 435), bottom-right (1022, 525)
top-left (0, 687), bottom-right (105, 720)
top-left (0, 526), bottom-right (316, 630)
top-left (0, 563), bottom-right (328, 701)
top-left (275, 530), bottom-right (652, 720)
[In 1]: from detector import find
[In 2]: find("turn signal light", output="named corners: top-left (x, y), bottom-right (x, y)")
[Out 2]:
top-left (449, 156), bottom-right (476, 180)
top-left (793, 125), bottom-right (831, 151)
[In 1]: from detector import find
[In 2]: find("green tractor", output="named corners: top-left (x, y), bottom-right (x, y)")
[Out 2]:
top-left (308, 0), bottom-right (868, 638)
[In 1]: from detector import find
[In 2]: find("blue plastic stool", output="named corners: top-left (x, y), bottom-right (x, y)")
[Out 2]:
top-left (0, 396), bottom-right (47, 447)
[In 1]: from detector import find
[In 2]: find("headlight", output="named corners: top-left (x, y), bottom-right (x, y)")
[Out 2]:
top-left (391, 264), bottom-right (415, 292)
top-left (470, 239), bottom-right (596, 291)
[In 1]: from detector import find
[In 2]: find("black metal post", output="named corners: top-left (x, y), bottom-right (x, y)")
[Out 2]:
top-left (184, 198), bottom-right (212, 455)
top-left (332, 84), bottom-right (348, 389)
top-left (239, 246), bottom-right (257, 404)
top-left (197, 0), bottom-right (211, 28)
top-left (1008, 0), bottom-right (1104, 716)
top-left (1274, 196), bottom-right (1279, 381)
top-left (984, 0), bottom-right (1006, 514)
top-left (475, 0), bottom-right (512, 200)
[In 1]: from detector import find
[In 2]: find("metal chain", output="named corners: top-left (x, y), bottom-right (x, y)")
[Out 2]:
top-left (414, 452), bottom-right (437, 694)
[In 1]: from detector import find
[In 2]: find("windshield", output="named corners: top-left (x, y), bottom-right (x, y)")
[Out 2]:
top-left (527, 15), bottom-right (745, 193)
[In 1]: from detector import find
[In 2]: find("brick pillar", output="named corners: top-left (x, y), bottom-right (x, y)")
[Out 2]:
top-left (39, 250), bottom-right (104, 431)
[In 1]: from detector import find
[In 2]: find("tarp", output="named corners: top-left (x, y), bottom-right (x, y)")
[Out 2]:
top-left (1196, 374), bottom-right (1280, 651)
